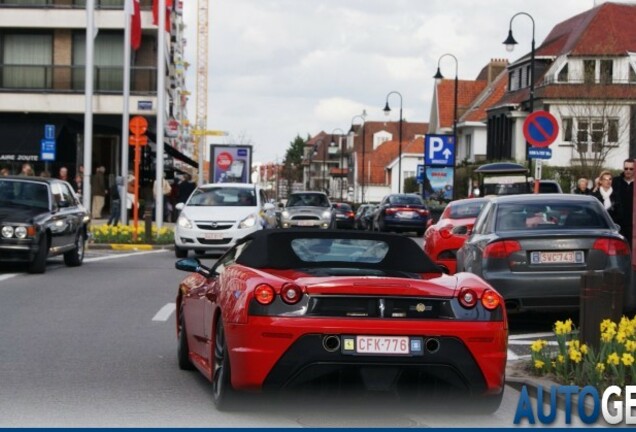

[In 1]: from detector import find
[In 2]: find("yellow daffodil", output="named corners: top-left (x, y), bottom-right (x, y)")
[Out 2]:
top-left (607, 352), bottom-right (620, 366)
top-left (534, 360), bottom-right (545, 369)
top-left (596, 363), bottom-right (606, 373)
top-left (580, 343), bottom-right (588, 355)
top-left (554, 319), bottom-right (573, 335)
top-left (569, 350), bottom-right (582, 363)
top-left (625, 340), bottom-right (636, 352)
top-left (617, 330), bottom-right (628, 343)
top-left (557, 354), bottom-right (565, 364)
top-left (531, 340), bottom-right (548, 352)
top-left (602, 331), bottom-right (615, 343)
top-left (622, 353), bottom-right (634, 366)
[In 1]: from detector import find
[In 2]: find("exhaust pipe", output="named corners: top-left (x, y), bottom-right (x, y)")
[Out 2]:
top-left (425, 338), bottom-right (441, 354)
top-left (322, 335), bottom-right (341, 352)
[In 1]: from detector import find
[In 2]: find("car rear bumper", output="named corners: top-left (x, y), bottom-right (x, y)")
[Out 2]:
top-left (225, 317), bottom-right (507, 396)
top-left (384, 219), bottom-right (427, 232)
top-left (281, 220), bottom-right (330, 229)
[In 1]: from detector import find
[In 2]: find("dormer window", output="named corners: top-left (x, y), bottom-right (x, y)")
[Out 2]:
top-left (600, 60), bottom-right (613, 84)
top-left (584, 60), bottom-right (595, 84)
top-left (630, 64), bottom-right (636, 83)
top-left (557, 63), bottom-right (568, 83)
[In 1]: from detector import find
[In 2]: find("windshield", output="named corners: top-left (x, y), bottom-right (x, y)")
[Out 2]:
top-left (0, 179), bottom-right (50, 209)
top-left (187, 187), bottom-right (256, 207)
top-left (291, 238), bottom-right (389, 263)
top-left (287, 193), bottom-right (330, 208)
top-left (496, 202), bottom-right (609, 231)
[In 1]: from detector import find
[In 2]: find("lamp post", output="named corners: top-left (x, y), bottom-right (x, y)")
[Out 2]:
top-left (350, 110), bottom-right (367, 203)
top-left (503, 12), bottom-right (536, 190)
top-left (383, 91), bottom-right (403, 193)
top-left (331, 128), bottom-right (346, 202)
top-left (433, 53), bottom-right (459, 200)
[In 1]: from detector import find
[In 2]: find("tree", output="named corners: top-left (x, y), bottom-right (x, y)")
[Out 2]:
top-left (282, 134), bottom-right (308, 186)
top-left (403, 176), bottom-right (419, 193)
top-left (555, 84), bottom-right (631, 180)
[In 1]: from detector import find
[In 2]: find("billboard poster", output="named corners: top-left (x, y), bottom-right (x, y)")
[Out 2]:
top-left (209, 145), bottom-right (253, 184)
top-left (424, 166), bottom-right (454, 201)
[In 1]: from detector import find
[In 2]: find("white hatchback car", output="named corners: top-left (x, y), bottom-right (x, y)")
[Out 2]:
top-left (174, 183), bottom-right (276, 257)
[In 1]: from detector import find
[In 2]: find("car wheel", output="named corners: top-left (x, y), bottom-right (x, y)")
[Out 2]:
top-left (64, 230), bottom-right (85, 267)
top-left (27, 234), bottom-right (48, 274)
top-left (177, 306), bottom-right (194, 371)
top-left (212, 319), bottom-right (234, 411)
top-left (175, 244), bottom-right (188, 258)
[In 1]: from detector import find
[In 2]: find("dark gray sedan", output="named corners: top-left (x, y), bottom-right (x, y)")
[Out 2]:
top-left (456, 194), bottom-right (632, 312)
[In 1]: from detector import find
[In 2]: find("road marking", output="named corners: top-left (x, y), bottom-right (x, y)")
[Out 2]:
top-left (153, 303), bottom-right (176, 321)
top-left (508, 350), bottom-right (531, 361)
top-left (0, 273), bottom-right (19, 282)
top-left (84, 249), bottom-right (167, 263)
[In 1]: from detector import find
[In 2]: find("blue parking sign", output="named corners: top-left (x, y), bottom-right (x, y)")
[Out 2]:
top-left (425, 135), bottom-right (455, 166)
top-left (40, 138), bottom-right (56, 161)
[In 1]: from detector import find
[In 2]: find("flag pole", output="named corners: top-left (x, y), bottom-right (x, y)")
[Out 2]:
top-left (121, 0), bottom-right (132, 225)
top-left (155, 0), bottom-right (166, 228)
top-left (83, 0), bottom-right (95, 214)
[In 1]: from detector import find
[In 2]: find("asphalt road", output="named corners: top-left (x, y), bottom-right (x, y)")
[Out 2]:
top-left (0, 246), bottom-right (583, 427)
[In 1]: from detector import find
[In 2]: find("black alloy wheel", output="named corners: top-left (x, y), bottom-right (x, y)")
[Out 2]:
top-left (64, 230), bottom-right (85, 267)
top-left (212, 319), bottom-right (234, 411)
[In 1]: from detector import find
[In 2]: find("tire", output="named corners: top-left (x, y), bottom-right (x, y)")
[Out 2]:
top-left (27, 234), bottom-right (48, 274)
top-left (175, 244), bottom-right (188, 258)
top-left (212, 319), bottom-right (235, 411)
top-left (177, 307), bottom-right (194, 371)
top-left (64, 230), bottom-right (85, 267)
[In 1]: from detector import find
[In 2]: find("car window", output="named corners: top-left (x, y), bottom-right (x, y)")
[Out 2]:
top-left (291, 238), bottom-right (389, 263)
top-left (287, 193), bottom-right (330, 207)
top-left (334, 203), bottom-right (352, 213)
top-left (58, 182), bottom-right (76, 206)
top-left (0, 180), bottom-right (49, 209)
top-left (495, 202), bottom-right (608, 231)
top-left (472, 202), bottom-right (492, 235)
top-left (389, 195), bottom-right (423, 205)
top-left (187, 187), bottom-right (256, 207)
top-left (449, 201), bottom-right (486, 219)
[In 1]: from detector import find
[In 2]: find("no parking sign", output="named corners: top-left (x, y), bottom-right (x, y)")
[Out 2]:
top-left (523, 111), bottom-right (559, 148)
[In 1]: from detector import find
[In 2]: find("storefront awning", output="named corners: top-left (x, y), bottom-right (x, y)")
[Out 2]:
top-left (163, 143), bottom-right (199, 169)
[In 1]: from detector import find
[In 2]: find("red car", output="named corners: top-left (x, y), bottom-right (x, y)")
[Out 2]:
top-left (424, 198), bottom-right (489, 275)
top-left (175, 229), bottom-right (507, 411)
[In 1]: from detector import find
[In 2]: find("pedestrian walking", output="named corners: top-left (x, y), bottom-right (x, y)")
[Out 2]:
top-left (91, 166), bottom-right (106, 219)
top-left (20, 163), bottom-right (34, 176)
top-left (107, 179), bottom-right (121, 226)
top-left (612, 158), bottom-right (634, 246)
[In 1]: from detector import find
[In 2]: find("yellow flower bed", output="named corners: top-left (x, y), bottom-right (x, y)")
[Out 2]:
top-left (90, 224), bottom-right (174, 245)
top-left (531, 317), bottom-right (636, 388)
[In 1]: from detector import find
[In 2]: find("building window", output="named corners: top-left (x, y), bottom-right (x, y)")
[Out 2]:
top-left (577, 120), bottom-right (589, 153)
top-left (562, 118), bottom-right (573, 141)
top-left (630, 65), bottom-right (636, 83)
top-left (583, 60), bottom-right (596, 84)
top-left (526, 65), bottom-right (532, 87)
top-left (557, 63), bottom-right (568, 83)
top-left (575, 118), bottom-right (619, 154)
top-left (73, 32), bottom-right (124, 91)
top-left (404, 171), bottom-right (415, 179)
top-left (465, 134), bottom-right (472, 159)
top-left (518, 67), bottom-right (523, 89)
top-left (608, 119), bottom-right (619, 142)
top-left (1, 33), bottom-right (52, 89)
top-left (600, 60), bottom-right (613, 84)
top-left (591, 121), bottom-right (604, 152)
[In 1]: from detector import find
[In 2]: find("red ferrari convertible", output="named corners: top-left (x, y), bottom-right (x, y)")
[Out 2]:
top-left (175, 229), bottom-right (507, 411)
top-left (424, 198), bottom-right (489, 274)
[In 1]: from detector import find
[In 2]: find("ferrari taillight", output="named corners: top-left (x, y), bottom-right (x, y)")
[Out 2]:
top-left (439, 224), bottom-right (453, 239)
top-left (481, 289), bottom-right (501, 310)
top-left (254, 284), bottom-right (275, 305)
top-left (483, 240), bottom-right (522, 259)
top-left (281, 283), bottom-right (303, 304)
top-left (459, 288), bottom-right (478, 308)
top-left (592, 238), bottom-right (630, 256)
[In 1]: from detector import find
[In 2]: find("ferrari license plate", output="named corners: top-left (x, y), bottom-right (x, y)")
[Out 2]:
top-left (355, 336), bottom-right (410, 354)
top-left (204, 233), bottom-right (223, 240)
top-left (531, 250), bottom-right (584, 264)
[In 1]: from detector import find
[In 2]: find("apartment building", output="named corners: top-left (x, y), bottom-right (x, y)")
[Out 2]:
top-left (0, 0), bottom-right (193, 184)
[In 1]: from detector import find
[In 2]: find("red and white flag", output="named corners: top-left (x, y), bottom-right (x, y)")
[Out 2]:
top-left (129, 0), bottom-right (141, 50)
top-left (152, 0), bottom-right (173, 32)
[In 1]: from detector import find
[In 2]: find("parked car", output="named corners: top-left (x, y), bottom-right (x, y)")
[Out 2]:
top-left (456, 194), bottom-right (632, 312)
top-left (332, 202), bottom-right (355, 229)
top-left (174, 183), bottom-right (276, 258)
top-left (279, 191), bottom-right (335, 229)
top-left (372, 194), bottom-right (429, 235)
top-left (424, 198), bottom-right (490, 274)
top-left (175, 229), bottom-right (507, 411)
top-left (354, 204), bottom-right (376, 230)
top-left (0, 176), bottom-right (90, 273)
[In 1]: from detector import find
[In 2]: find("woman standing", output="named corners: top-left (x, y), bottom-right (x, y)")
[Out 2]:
top-left (592, 170), bottom-right (620, 225)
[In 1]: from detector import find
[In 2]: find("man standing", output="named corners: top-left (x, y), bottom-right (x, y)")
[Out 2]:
top-left (177, 173), bottom-right (196, 205)
top-left (91, 166), bottom-right (106, 219)
top-left (612, 158), bottom-right (634, 247)
top-left (58, 166), bottom-right (69, 181)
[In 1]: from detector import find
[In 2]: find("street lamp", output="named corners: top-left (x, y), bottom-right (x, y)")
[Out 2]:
top-left (350, 110), bottom-right (367, 203)
top-left (383, 91), bottom-right (403, 193)
top-left (331, 128), bottom-right (346, 202)
top-left (434, 53), bottom-right (459, 200)
top-left (504, 12), bottom-right (535, 189)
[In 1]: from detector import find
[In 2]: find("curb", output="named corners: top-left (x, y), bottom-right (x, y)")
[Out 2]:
top-left (87, 242), bottom-right (174, 251)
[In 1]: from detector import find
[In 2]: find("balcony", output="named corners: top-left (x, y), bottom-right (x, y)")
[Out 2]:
top-left (0, 0), bottom-right (153, 10)
top-left (0, 64), bottom-right (157, 94)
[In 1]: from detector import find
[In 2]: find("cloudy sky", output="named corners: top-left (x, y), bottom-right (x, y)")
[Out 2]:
top-left (181, 0), bottom-right (618, 163)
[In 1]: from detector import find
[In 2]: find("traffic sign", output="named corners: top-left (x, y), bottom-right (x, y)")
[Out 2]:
top-left (523, 111), bottom-right (559, 148)
top-left (40, 138), bottom-right (56, 161)
top-left (44, 124), bottom-right (55, 140)
top-left (425, 134), bottom-right (455, 166)
top-left (129, 116), bottom-right (148, 136)
top-left (129, 135), bottom-right (148, 146)
top-left (528, 147), bottom-right (552, 159)
top-left (416, 164), bottom-right (424, 184)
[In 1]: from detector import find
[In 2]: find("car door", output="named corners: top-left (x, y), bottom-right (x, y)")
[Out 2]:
top-left (49, 181), bottom-right (78, 249)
